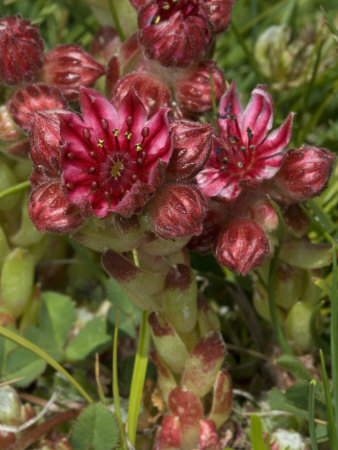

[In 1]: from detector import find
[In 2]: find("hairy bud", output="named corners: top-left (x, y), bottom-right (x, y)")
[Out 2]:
top-left (8, 83), bottom-right (66, 132)
top-left (175, 61), bottom-right (225, 113)
top-left (215, 218), bottom-right (269, 275)
top-left (40, 44), bottom-right (105, 101)
top-left (276, 146), bottom-right (335, 202)
top-left (148, 184), bottom-right (207, 240)
top-left (0, 15), bottom-right (43, 85)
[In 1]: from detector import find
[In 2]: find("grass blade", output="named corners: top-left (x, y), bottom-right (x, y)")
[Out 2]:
top-left (0, 326), bottom-right (93, 404)
top-left (250, 414), bottom-right (268, 450)
top-left (319, 349), bottom-right (337, 447)
top-left (330, 246), bottom-right (338, 444)
top-left (308, 379), bottom-right (318, 450)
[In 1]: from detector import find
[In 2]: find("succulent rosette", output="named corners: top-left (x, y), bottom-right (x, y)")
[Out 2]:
top-left (197, 81), bottom-right (294, 202)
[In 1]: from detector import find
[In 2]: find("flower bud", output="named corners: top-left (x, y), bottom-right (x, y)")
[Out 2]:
top-left (169, 387), bottom-right (203, 448)
top-left (164, 264), bottom-right (197, 334)
top-left (214, 218), bottom-right (269, 275)
top-left (148, 184), bottom-right (207, 240)
top-left (276, 146), bottom-right (335, 201)
top-left (40, 44), bottom-right (105, 101)
top-left (182, 332), bottom-right (225, 398)
top-left (249, 197), bottom-right (279, 233)
top-left (208, 369), bottom-right (232, 428)
top-left (0, 248), bottom-right (34, 319)
top-left (285, 301), bottom-right (314, 353)
top-left (166, 121), bottom-right (213, 180)
top-left (175, 61), bottom-right (225, 113)
top-left (148, 312), bottom-right (189, 373)
top-left (8, 83), bottom-right (66, 132)
top-left (90, 26), bottom-right (121, 64)
top-left (102, 250), bottom-right (165, 310)
top-left (0, 106), bottom-right (22, 142)
top-left (199, 419), bottom-right (221, 450)
top-left (0, 15), bottom-right (44, 85)
top-left (29, 181), bottom-right (84, 234)
top-left (111, 72), bottom-right (171, 118)
top-left (204, 0), bottom-right (234, 33)
top-left (138, 0), bottom-right (212, 68)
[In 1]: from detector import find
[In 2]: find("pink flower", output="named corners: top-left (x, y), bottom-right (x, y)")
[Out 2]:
top-left (0, 15), bottom-right (44, 85)
top-left (138, 0), bottom-right (212, 67)
top-left (61, 88), bottom-right (171, 218)
top-left (197, 82), bottom-right (294, 202)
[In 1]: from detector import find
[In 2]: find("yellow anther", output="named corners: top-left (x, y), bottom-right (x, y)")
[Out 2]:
top-left (97, 139), bottom-right (104, 147)
top-left (112, 129), bottom-right (120, 137)
top-left (162, 2), bottom-right (170, 9)
top-left (154, 15), bottom-right (161, 24)
top-left (135, 143), bottom-right (142, 152)
top-left (124, 131), bottom-right (132, 140)
top-left (237, 161), bottom-right (243, 168)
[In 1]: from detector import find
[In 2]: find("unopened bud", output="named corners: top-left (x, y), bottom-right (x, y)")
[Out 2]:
top-left (0, 248), bottom-right (34, 319)
top-left (148, 184), bottom-right (207, 240)
top-left (0, 15), bottom-right (43, 85)
top-left (215, 219), bottom-right (269, 275)
top-left (276, 146), bottom-right (335, 201)
top-left (111, 72), bottom-right (171, 118)
top-left (175, 61), bottom-right (225, 113)
top-left (8, 83), bottom-right (66, 132)
top-left (40, 44), bottom-right (105, 101)
top-left (204, 0), bottom-right (234, 33)
top-left (164, 264), bottom-right (197, 334)
top-left (166, 121), bottom-right (213, 181)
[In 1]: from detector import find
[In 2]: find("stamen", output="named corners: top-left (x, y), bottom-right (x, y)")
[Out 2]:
top-left (82, 128), bottom-right (91, 139)
top-left (229, 136), bottom-right (237, 143)
top-left (135, 143), bottom-right (142, 152)
top-left (249, 145), bottom-right (255, 150)
top-left (131, 174), bottom-right (138, 182)
top-left (91, 181), bottom-right (98, 190)
top-left (162, 1), bottom-right (170, 9)
top-left (101, 118), bottom-right (109, 130)
top-left (89, 151), bottom-right (96, 159)
top-left (111, 160), bottom-right (124, 180)
top-left (126, 116), bottom-right (134, 127)
top-left (220, 166), bottom-right (227, 171)
top-left (154, 15), bottom-right (161, 24)
top-left (137, 157), bottom-right (144, 165)
top-left (67, 152), bottom-right (75, 160)
top-left (215, 147), bottom-right (222, 155)
top-left (97, 139), bottom-right (104, 148)
top-left (66, 182), bottom-right (74, 189)
top-left (88, 166), bottom-right (96, 174)
top-left (240, 146), bottom-right (246, 152)
top-left (124, 131), bottom-right (132, 140)
top-left (237, 162), bottom-right (243, 168)
top-left (104, 191), bottom-right (110, 199)
top-left (222, 157), bottom-right (228, 163)
top-left (112, 129), bottom-right (120, 136)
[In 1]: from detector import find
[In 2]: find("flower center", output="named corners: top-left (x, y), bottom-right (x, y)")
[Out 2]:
top-left (111, 160), bottom-right (124, 180)
top-left (152, 0), bottom-right (198, 24)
